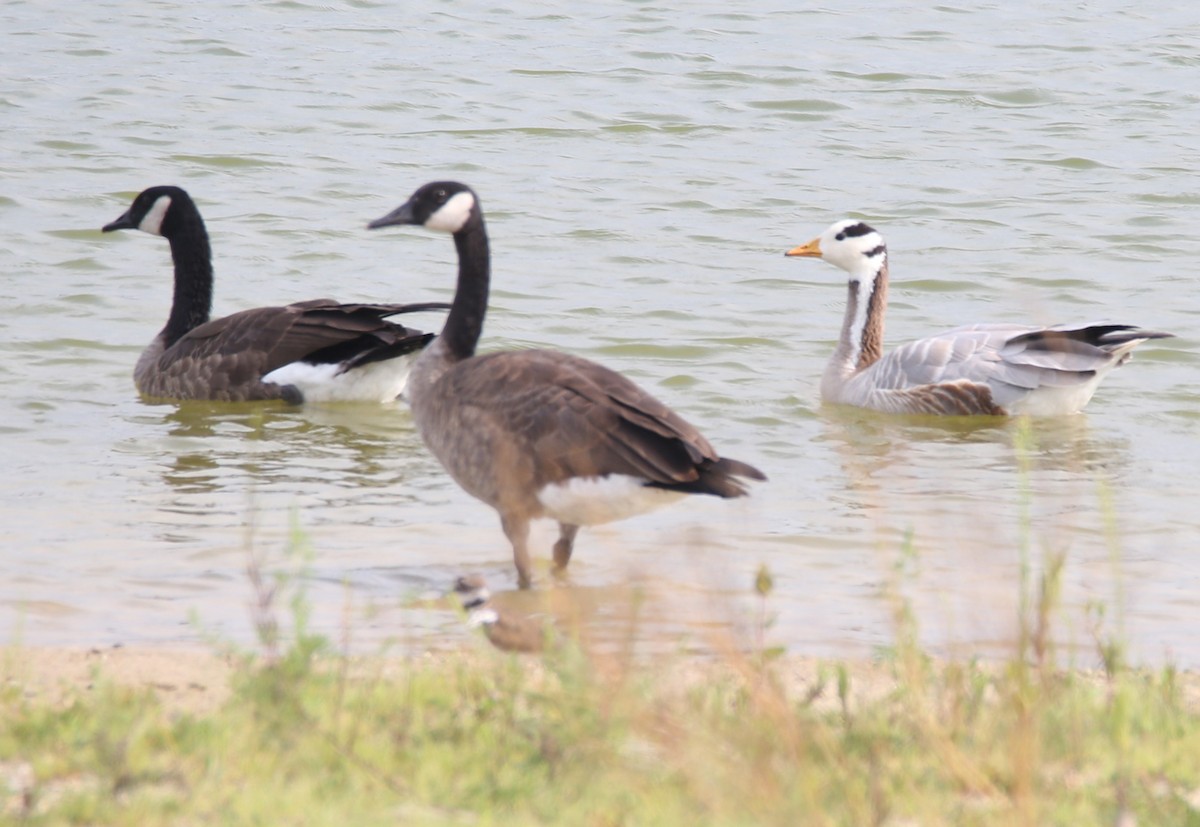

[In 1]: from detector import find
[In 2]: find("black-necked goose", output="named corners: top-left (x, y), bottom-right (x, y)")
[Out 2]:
top-left (787, 219), bottom-right (1173, 416)
top-left (369, 181), bottom-right (766, 588)
top-left (453, 575), bottom-right (549, 652)
top-left (102, 185), bottom-right (449, 403)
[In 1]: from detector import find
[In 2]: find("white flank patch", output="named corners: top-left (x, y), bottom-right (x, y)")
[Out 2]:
top-left (262, 355), bottom-right (416, 403)
top-left (537, 474), bottom-right (687, 527)
top-left (138, 194), bottom-right (173, 236)
top-left (426, 191), bottom-right (475, 233)
top-left (1007, 379), bottom-right (1103, 416)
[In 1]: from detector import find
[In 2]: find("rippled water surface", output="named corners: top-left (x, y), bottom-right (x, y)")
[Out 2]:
top-left (2, 1), bottom-right (1198, 662)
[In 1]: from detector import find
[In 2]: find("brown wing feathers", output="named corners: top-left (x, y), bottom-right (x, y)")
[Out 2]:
top-left (470, 350), bottom-right (763, 497)
top-left (140, 301), bottom-right (446, 401)
top-left (265, 302), bottom-right (441, 373)
top-left (166, 301), bottom-right (441, 375)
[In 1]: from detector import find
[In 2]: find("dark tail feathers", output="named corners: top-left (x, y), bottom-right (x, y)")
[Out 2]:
top-left (648, 456), bottom-right (767, 498)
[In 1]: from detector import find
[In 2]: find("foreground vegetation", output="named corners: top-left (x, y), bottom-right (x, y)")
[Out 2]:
top-left (2, 562), bottom-right (1200, 826)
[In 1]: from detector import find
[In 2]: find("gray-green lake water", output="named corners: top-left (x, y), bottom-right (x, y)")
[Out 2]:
top-left (2, 0), bottom-right (1198, 662)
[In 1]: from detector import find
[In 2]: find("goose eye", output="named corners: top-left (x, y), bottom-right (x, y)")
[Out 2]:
top-left (835, 232), bottom-right (846, 241)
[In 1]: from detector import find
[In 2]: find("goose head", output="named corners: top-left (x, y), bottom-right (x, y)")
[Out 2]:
top-left (103, 185), bottom-right (192, 237)
top-left (786, 219), bottom-right (886, 280)
top-left (368, 181), bottom-right (479, 234)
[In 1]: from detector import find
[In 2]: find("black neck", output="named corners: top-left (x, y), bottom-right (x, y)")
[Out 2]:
top-left (161, 206), bottom-right (214, 348)
top-left (441, 215), bottom-right (490, 361)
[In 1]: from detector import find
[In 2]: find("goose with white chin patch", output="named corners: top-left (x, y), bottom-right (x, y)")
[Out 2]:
top-left (102, 185), bottom-right (449, 403)
top-left (787, 219), bottom-right (1173, 416)
top-left (369, 181), bottom-right (766, 588)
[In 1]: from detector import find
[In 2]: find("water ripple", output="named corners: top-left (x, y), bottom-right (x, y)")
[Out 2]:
top-left (0, 0), bottom-right (1196, 662)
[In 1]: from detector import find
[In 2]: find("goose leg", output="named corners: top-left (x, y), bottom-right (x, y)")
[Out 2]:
top-left (501, 514), bottom-right (534, 589)
top-left (552, 523), bottom-right (580, 573)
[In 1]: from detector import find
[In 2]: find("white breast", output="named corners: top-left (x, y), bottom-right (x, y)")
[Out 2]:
top-left (467, 607), bottom-right (499, 628)
top-left (536, 474), bottom-right (686, 526)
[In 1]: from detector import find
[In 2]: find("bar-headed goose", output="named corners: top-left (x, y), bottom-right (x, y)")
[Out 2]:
top-left (787, 219), bottom-right (1173, 416)
top-left (369, 181), bottom-right (766, 588)
top-left (453, 575), bottom-right (549, 652)
top-left (102, 185), bottom-right (449, 403)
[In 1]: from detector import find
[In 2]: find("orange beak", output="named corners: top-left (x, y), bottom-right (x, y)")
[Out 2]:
top-left (785, 237), bottom-right (823, 258)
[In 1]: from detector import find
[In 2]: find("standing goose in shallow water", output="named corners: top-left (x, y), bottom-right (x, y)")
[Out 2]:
top-left (102, 185), bottom-right (449, 403)
top-left (369, 181), bottom-right (766, 588)
top-left (786, 219), bottom-right (1172, 416)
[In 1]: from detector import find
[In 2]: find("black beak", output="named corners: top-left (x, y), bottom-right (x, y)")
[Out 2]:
top-left (102, 210), bottom-right (137, 233)
top-left (367, 199), bottom-right (417, 230)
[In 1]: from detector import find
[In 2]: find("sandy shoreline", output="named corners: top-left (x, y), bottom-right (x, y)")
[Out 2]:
top-left (3, 645), bottom-right (236, 715)
top-left (2, 643), bottom-right (898, 715)
top-left (7, 643), bottom-right (1200, 720)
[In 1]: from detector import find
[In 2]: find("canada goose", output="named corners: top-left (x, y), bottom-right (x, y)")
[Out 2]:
top-left (786, 219), bottom-right (1173, 416)
top-left (453, 575), bottom-right (549, 652)
top-left (369, 181), bottom-right (766, 588)
top-left (102, 185), bottom-right (449, 403)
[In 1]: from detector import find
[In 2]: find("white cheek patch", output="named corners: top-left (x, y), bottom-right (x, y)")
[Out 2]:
top-left (138, 194), bottom-right (173, 236)
top-left (425, 191), bottom-right (475, 233)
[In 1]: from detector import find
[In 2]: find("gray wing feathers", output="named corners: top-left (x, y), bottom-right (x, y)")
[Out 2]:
top-left (873, 324), bottom-right (1164, 391)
